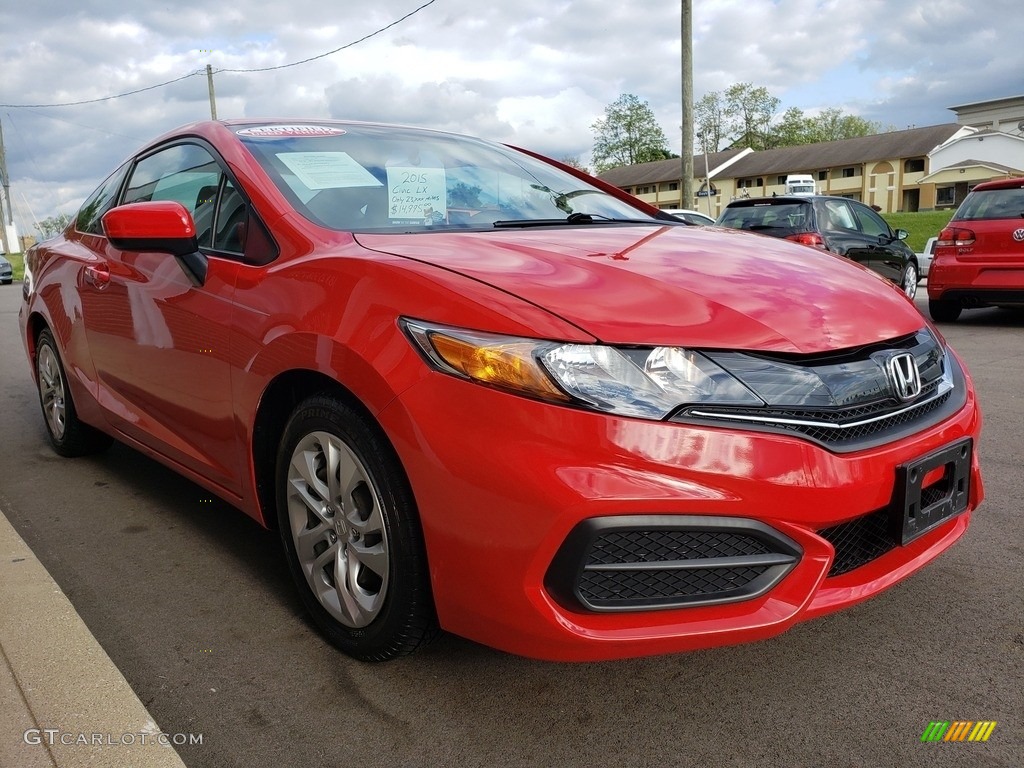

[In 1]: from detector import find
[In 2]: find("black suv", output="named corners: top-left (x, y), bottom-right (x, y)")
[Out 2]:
top-left (716, 196), bottom-right (920, 299)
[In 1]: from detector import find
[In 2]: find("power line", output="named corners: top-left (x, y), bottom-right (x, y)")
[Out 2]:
top-left (0, 70), bottom-right (205, 109)
top-left (217, 0), bottom-right (437, 74)
top-left (14, 108), bottom-right (149, 143)
top-left (0, 0), bottom-right (438, 109)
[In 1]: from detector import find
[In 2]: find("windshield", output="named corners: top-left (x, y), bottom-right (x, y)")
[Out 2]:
top-left (238, 123), bottom-right (654, 231)
top-left (716, 202), bottom-right (812, 233)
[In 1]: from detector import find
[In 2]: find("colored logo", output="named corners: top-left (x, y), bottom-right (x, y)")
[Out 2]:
top-left (920, 721), bottom-right (996, 742)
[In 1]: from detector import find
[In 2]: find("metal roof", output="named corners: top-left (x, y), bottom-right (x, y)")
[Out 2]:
top-left (597, 148), bottom-right (749, 187)
top-left (598, 124), bottom-right (967, 186)
top-left (723, 124), bottom-right (966, 178)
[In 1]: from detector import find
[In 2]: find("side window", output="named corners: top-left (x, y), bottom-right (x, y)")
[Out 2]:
top-left (823, 200), bottom-right (856, 231)
top-left (853, 204), bottom-right (891, 238)
top-left (76, 163), bottom-right (130, 235)
top-left (124, 144), bottom-right (222, 248)
top-left (213, 178), bottom-right (248, 254)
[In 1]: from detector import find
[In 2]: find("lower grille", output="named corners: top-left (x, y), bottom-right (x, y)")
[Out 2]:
top-left (578, 565), bottom-right (772, 605)
top-left (546, 516), bottom-right (802, 612)
top-left (818, 509), bottom-right (897, 577)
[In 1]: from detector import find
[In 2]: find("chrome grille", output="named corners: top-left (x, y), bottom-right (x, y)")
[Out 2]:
top-left (671, 330), bottom-right (965, 452)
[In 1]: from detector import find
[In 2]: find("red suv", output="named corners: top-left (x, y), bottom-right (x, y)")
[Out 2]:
top-left (928, 177), bottom-right (1024, 322)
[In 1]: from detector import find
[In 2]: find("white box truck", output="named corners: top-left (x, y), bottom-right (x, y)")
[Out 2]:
top-left (785, 175), bottom-right (817, 196)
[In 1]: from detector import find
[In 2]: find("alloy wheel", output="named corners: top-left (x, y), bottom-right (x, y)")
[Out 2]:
top-left (285, 431), bottom-right (390, 628)
top-left (903, 263), bottom-right (918, 299)
top-left (37, 344), bottom-right (67, 440)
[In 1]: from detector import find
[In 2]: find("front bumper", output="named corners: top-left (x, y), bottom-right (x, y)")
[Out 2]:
top-left (379, 356), bottom-right (983, 662)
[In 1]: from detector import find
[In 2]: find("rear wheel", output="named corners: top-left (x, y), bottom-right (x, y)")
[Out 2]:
top-left (35, 329), bottom-right (113, 457)
top-left (928, 298), bottom-right (962, 323)
top-left (276, 394), bottom-right (437, 661)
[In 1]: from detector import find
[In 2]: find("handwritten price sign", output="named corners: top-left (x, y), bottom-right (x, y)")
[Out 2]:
top-left (387, 167), bottom-right (447, 221)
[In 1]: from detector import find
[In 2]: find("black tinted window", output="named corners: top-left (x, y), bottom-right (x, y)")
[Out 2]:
top-left (717, 202), bottom-right (811, 232)
top-left (954, 187), bottom-right (1024, 221)
top-left (213, 179), bottom-right (247, 253)
top-left (124, 144), bottom-right (222, 248)
top-left (820, 200), bottom-right (857, 231)
top-left (852, 203), bottom-right (890, 238)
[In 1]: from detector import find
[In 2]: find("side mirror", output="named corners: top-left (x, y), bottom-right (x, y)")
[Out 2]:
top-left (894, 228), bottom-right (909, 241)
top-left (102, 201), bottom-right (207, 285)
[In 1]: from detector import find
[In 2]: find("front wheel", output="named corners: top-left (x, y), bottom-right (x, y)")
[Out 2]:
top-left (901, 262), bottom-right (918, 299)
top-left (928, 298), bottom-right (962, 323)
top-left (276, 394), bottom-right (437, 661)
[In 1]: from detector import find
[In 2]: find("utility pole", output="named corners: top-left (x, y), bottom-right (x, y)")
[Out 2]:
top-left (207, 64), bottom-right (218, 120)
top-left (680, 0), bottom-right (694, 210)
top-left (0, 119), bottom-right (11, 254)
top-left (700, 132), bottom-right (712, 218)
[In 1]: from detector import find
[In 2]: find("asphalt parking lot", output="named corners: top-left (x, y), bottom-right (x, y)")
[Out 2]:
top-left (0, 283), bottom-right (1020, 767)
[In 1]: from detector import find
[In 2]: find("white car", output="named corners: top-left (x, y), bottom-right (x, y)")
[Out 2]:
top-left (917, 236), bottom-right (936, 281)
top-left (662, 208), bottom-right (716, 226)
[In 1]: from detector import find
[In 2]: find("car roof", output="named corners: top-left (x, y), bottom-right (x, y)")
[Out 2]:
top-left (724, 196), bottom-right (817, 207)
top-left (968, 176), bottom-right (1024, 192)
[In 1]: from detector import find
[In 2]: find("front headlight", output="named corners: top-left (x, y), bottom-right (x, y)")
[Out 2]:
top-left (402, 319), bottom-right (763, 419)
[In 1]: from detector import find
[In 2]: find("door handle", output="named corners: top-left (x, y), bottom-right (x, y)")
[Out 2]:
top-left (84, 264), bottom-right (110, 289)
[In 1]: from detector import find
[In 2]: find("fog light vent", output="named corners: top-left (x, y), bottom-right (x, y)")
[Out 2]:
top-left (546, 516), bottom-right (802, 612)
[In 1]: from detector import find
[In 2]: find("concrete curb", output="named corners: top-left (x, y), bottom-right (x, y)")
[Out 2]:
top-left (0, 507), bottom-right (188, 768)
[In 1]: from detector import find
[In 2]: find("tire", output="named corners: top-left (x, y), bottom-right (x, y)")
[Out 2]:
top-left (276, 394), bottom-right (437, 661)
top-left (901, 262), bottom-right (918, 300)
top-left (928, 299), bottom-right (962, 323)
top-left (35, 329), bottom-right (113, 457)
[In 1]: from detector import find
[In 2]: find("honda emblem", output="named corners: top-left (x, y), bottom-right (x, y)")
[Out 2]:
top-left (888, 353), bottom-right (922, 401)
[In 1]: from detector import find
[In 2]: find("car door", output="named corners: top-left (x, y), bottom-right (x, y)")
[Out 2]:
top-left (849, 201), bottom-right (907, 284)
top-left (818, 198), bottom-right (892, 280)
top-left (79, 142), bottom-right (246, 494)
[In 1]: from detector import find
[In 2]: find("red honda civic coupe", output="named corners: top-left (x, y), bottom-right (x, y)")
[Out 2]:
top-left (20, 120), bottom-right (983, 662)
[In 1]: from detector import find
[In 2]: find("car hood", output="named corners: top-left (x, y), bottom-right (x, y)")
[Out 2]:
top-left (356, 225), bottom-right (923, 354)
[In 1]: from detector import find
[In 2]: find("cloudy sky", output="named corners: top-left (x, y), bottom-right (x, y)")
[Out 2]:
top-left (1, 0), bottom-right (1022, 237)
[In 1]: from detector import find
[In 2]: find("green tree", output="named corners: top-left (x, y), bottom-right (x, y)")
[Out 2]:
top-left (771, 107), bottom-right (812, 148)
top-left (724, 83), bottom-right (781, 150)
top-left (694, 92), bottom-right (727, 151)
top-left (36, 212), bottom-right (73, 239)
top-left (697, 84), bottom-right (886, 150)
top-left (591, 94), bottom-right (670, 173)
top-left (805, 108), bottom-right (880, 143)
top-left (558, 155), bottom-right (590, 174)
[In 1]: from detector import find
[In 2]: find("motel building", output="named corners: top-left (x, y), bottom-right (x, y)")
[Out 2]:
top-left (598, 95), bottom-right (1024, 218)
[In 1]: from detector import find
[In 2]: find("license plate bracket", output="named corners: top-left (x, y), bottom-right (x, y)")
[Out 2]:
top-left (894, 438), bottom-right (972, 545)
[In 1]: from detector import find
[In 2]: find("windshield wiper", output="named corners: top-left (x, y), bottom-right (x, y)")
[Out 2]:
top-left (492, 213), bottom-right (659, 228)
